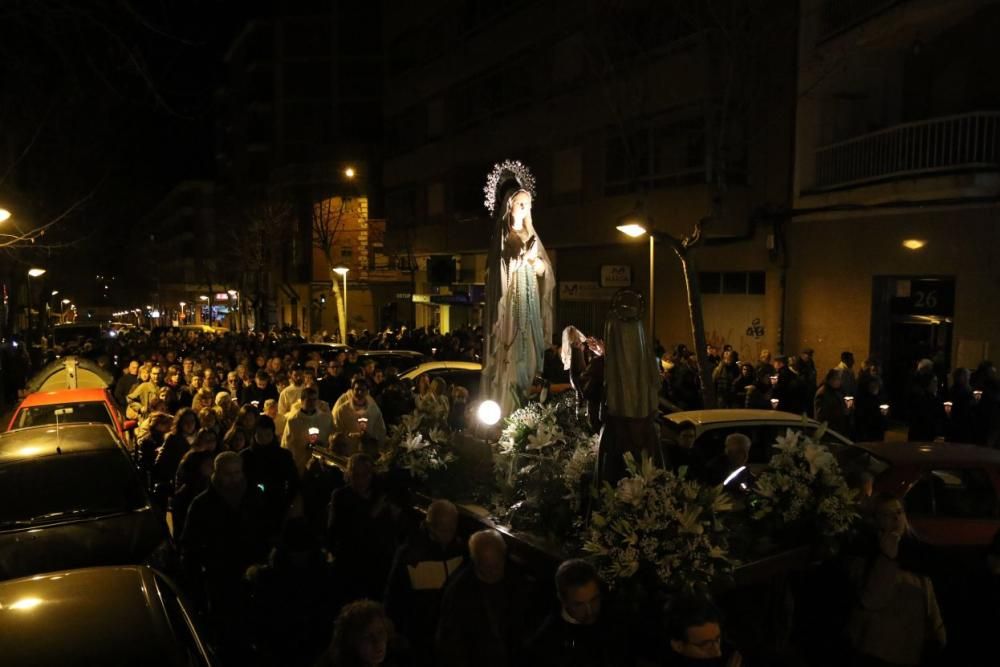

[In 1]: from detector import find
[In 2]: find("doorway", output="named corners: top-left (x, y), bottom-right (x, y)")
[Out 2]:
top-left (871, 276), bottom-right (955, 408)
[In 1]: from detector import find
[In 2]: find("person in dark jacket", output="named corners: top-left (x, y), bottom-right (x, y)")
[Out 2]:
top-left (814, 369), bottom-right (850, 436)
top-left (732, 362), bottom-right (756, 408)
top-left (853, 375), bottom-right (888, 442)
top-left (153, 407), bottom-right (200, 504)
top-left (384, 500), bottom-right (466, 666)
top-left (113, 359), bottom-right (140, 407)
top-left (524, 559), bottom-right (633, 667)
top-left (435, 529), bottom-right (533, 667)
top-left (328, 453), bottom-right (398, 605)
top-left (241, 414), bottom-right (300, 537)
top-left (170, 428), bottom-right (219, 538)
top-left (243, 369), bottom-right (280, 409)
top-left (945, 367), bottom-right (976, 444)
top-left (180, 452), bottom-right (268, 620)
top-left (908, 370), bottom-right (942, 442)
top-left (798, 348), bottom-right (818, 416)
top-left (771, 355), bottom-right (806, 415)
top-left (711, 350), bottom-right (740, 409)
top-left (135, 411), bottom-right (173, 489)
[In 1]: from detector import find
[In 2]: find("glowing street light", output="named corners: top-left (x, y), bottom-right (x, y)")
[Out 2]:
top-left (27, 267), bottom-right (46, 278)
top-left (0, 208), bottom-right (11, 223)
top-left (902, 239), bottom-right (926, 250)
top-left (199, 295), bottom-right (209, 301)
top-left (344, 166), bottom-right (356, 179)
top-left (616, 223), bottom-right (647, 238)
top-left (50, 290), bottom-right (59, 296)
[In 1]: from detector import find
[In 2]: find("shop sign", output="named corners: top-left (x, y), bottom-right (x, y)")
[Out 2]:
top-left (600, 265), bottom-right (632, 288)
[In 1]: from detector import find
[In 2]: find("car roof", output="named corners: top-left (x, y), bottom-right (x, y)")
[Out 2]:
top-left (359, 349), bottom-right (425, 357)
top-left (0, 566), bottom-right (191, 666)
top-left (665, 409), bottom-right (819, 427)
top-left (18, 388), bottom-right (111, 408)
top-left (853, 441), bottom-right (1000, 466)
top-left (0, 424), bottom-right (120, 461)
top-left (400, 361), bottom-right (483, 378)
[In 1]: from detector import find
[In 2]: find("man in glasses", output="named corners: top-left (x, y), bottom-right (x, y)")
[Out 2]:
top-left (665, 594), bottom-right (741, 666)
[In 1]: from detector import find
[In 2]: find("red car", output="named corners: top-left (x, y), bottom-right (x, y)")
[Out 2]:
top-left (851, 441), bottom-right (1000, 547)
top-left (6, 388), bottom-right (133, 442)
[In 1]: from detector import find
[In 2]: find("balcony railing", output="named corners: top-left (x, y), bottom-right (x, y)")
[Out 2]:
top-left (814, 111), bottom-right (1000, 190)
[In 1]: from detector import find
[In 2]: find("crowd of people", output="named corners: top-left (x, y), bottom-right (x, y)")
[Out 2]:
top-left (6, 322), bottom-right (1000, 665)
top-left (51, 325), bottom-right (741, 666)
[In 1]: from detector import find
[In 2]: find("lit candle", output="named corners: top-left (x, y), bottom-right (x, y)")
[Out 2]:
top-left (974, 390), bottom-right (984, 402)
top-left (770, 398), bottom-right (780, 410)
top-left (844, 395), bottom-right (855, 410)
top-left (943, 401), bottom-right (953, 417)
top-left (879, 403), bottom-right (890, 416)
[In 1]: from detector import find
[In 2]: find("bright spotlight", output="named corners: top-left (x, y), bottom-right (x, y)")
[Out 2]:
top-left (477, 400), bottom-right (502, 426)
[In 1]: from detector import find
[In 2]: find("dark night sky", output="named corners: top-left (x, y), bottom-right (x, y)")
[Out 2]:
top-left (1, 1), bottom-right (256, 294)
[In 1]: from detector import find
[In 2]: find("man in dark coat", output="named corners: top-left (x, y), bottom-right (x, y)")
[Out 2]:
top-left (240, 415), bottom-right (300, 536)
top-left (180, 451), bottom-right (268, 610)
top-left (524, 559), bottom-right (633, 667)
top-left (242, 369), bottom-right (280, 409)
top-left (435, 529), bottom-right (533, 667)
top-left (385, 500), bottom-right (466, 666)
top-left (771, 355), bottom-right (806, 415)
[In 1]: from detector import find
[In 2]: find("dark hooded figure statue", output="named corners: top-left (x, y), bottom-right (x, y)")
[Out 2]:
top-left (597, 289), bottom-right (662, 486)
top-left (481, 160), bottom-right (555, 416)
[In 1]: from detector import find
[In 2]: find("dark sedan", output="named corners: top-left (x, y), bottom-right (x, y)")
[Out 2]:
top-left (0, 566), bottom-right (213, 666)
top-left (851, 440), bottom-right (1000, 547)
top-left (0, 424), bottom-right (171, 580)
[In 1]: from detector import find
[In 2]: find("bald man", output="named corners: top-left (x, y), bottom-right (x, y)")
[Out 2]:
top-left (436, 529), bottom-right (532, 667)
top-left (385, 500), bottom-right (466, 666)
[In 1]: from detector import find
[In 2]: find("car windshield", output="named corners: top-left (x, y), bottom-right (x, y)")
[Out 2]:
top-left (0, 451), bottom-right (147, 527)
top-left (15, 402), bottom-right (113, 430)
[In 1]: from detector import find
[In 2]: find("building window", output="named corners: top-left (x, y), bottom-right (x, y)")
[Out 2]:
top-left (552, 147), bottom-right (583, 195)
top-left (699, 271), bottom-right (765, 295)
top-left (604, 115), bottom-right (706, 195)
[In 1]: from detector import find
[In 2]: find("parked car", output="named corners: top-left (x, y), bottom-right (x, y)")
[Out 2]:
top-left (0, 565), bottom-right (214, 666)
top-left (6, 387), bottom-right (133, 441)
top-left (0, 424), bottom-right (171, 580)
top-left (290, 342), bottom-right (352, 362)
top-left (853, 441), bottom-right (1000, 547)
top-left (661, 409), bottom-right (853, 467)
top-left (357, 349), bottom-right (430, 373)
top-left (399, 360), bottom-right (483, 398)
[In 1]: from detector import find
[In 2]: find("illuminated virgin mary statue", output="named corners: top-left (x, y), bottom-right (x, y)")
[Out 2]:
top-left (481, 160), bottom-right (555, 415)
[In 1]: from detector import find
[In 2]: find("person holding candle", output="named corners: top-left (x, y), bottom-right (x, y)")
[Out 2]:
top-left (815, 369), bottom-right (850, 436)
top-left (854, 376), bottom-right (887, 441)
top-left (945, 367), bottom-right (976, 444)
top-left (907, 367), bottom-right (942, 442)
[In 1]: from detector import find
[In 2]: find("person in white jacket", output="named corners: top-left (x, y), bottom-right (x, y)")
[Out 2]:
top-left (281, 386), bottom-right (334, 474)
top-left (332, 377), bottom-right (387, 455)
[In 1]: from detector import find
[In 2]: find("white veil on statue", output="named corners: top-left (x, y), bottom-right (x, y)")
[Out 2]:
top-left (481, 160), bottom-right (554, 415)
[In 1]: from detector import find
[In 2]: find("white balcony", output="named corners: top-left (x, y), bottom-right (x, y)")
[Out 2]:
top-left (813, 111), bottom-right (1000, 191)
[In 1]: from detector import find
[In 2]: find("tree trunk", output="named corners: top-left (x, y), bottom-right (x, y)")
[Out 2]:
top-left (331, 278), bottom-right (346, 343)
top-left (670, 244), bottom-right (717, 409)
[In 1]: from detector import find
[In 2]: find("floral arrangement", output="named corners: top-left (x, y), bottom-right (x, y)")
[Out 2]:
top-left (750, 428), bottom-right (858, 538)
top-left (379, 398), bottom-right (455, 483)
top-left (492, 393), bottom-right (596, 540)
top-left (584, 453), bottom-right (735, 593)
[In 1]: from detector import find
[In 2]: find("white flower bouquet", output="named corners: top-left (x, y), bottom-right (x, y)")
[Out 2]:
top-left (750, 428), bottom-right (858, 538)
top-left (380, 401), bottom-right (456, 482)
top-left (492, 393), bottom-right (596, 539)
top-left (584, 453), bottom-right (735, 592)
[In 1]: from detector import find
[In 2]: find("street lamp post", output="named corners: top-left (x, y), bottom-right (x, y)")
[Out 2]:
top-left (26, 268), bottom-right (46, 348)
top-left (616, 222), bottom-right (657, 341)
top-left (333, 266), bottom-right (349, 342)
